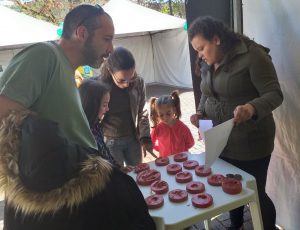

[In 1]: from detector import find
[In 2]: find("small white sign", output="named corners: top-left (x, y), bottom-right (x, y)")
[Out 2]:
top-left (198, 119), bottom-right (213, 140)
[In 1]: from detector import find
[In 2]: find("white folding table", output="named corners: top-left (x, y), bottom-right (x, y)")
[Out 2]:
top-left (128, 152), bottom-right (263, 230)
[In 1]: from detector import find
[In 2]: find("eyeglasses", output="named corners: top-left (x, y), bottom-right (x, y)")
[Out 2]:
top-left (77, 4), bottom-right (105, 28)
top-left (111, 72), bottom-right (137, 85)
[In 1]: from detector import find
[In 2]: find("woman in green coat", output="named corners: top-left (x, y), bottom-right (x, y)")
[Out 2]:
top-left (189, 16), bottom-right (283, 230)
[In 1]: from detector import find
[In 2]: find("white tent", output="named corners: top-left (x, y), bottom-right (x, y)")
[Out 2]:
top-left (103, 0), bottom-right (192, 88)
top-left (243, 1), bottom-right (300, 229)
top-left (0, 5), bottom-right (58, 75)
top-left (0, 1), bottom-right (192, 88)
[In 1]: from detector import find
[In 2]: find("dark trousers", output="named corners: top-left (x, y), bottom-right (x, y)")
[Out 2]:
top-left (220, 155), bottom-right (276, 230)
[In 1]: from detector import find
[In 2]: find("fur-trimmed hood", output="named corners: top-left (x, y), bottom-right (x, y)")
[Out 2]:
top-left (0, 110), bottom-right (112, 216)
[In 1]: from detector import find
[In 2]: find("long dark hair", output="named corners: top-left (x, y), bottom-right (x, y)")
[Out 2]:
top-left (79, 78), bottom-right (111, 127)
top-left (188, 16), bottom-right (246, 54)
top-left (100, 47), bottom-right (136, 82)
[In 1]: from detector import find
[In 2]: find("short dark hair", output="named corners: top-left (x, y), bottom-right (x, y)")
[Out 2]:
top-left (188, 16), bottom-right (240, 54)
top-left (79, 78), bottom-right (111, 127)
top-left (101, 47), bottom-right (136, 80)
top-left (62, 4), bottom-right (107, 39)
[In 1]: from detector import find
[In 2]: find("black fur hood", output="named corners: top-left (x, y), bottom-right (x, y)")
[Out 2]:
top-left (0, 110), bottom-right (112, 216)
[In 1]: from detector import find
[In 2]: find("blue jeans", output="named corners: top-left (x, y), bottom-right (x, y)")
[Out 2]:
top-left (104, 136), bottom-right (142, 166)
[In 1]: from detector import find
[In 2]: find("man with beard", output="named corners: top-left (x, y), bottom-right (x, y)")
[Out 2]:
top-left (0, 4), bottom-right (155, 230)
top-left (0, 4), bottom-right (114, 147)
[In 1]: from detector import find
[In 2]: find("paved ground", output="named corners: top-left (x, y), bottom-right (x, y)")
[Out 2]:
top-left (0, 84), bottom-right (256, 229)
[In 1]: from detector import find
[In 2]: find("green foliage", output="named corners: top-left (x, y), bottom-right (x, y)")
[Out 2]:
top-left (131, 0), bottom-right (186, 18)
top-left (10, 0), bottom-right (185, 25)
top-left (11, 0), bottom-right (108, 25)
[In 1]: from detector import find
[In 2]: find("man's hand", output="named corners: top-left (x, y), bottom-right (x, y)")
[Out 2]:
top-left (233, 103), bottom-right (256, 125)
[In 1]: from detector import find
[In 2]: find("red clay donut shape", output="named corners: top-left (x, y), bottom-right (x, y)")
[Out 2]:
top-left (155, 157), bottom-right (170, 166)
top-left (145, 194), bottom-right (164, 209)
top-left (192, 193), bottom-right (213, 208)
top-left (222, 178), bottom-right (242, 195)
top-left (173, 152), bottom-right (188, 162)
top-left (134, 163), bottom-right (150, 173)
top-left (183, 160), bottom-right (199, 170)
top-left (168, 189), bottom-right (188, 203)
top-left (151, 180), bottom-right (169, 194)
top-left (166, 163), bottom-right (182, 175)
top-left (207, 174), bottom-right (225, 186)
top-left (195, 165), bottom-right (212, 177)
top-left (137, 169), bottom-right (161, 186)
top-left (175, 171), bottom-right (193, 183)
top-left (186, 181), bottom-right (205, 194)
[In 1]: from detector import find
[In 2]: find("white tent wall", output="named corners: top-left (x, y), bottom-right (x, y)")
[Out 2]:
top-left (243, 1), bottom-right (300, 229)
top-left (103, 0), bottom-right (192, 88)
top-left (152, 28), bottom-right (192, 88)
top-left (0, 5), bottom-right (58, 77)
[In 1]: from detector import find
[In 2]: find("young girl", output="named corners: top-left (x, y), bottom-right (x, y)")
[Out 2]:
top-left (79, 78), bottom-right (136, 173)
top-left (150, 91), bottom-right (195, 157)
top-left (79, 78), bottom-right (115, 164)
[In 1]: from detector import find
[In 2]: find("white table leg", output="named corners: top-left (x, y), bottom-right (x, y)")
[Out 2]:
top-left (249, 201), bottom-right (263, 230)
top-left (154, 218), bottom-right (165, 230)
top-left (247, 180), bottom-right (263, 230)
top-left (204, 219), bottom-right (212, 230)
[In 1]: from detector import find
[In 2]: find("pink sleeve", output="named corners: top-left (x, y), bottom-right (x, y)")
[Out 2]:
top-left (184, 126), bottom-right (195, 150)
top-left (151, 127), bottom-right (160, 152)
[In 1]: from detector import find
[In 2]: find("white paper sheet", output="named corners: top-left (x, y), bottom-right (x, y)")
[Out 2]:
top-left (204, 118), bottom-right (234, 169)
top-left (198, 120), bottom-right (213, 140)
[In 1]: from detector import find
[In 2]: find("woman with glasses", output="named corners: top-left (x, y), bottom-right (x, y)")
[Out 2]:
top-left (98, 47), bottom-right (154, 167)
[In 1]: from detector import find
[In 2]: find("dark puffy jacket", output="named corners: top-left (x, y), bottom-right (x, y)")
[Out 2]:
top-left (0, 111), bottom-right (155, 230)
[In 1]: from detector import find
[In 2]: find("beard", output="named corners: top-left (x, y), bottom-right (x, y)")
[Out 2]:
top-left (82, 35), bottom-right (103, 69)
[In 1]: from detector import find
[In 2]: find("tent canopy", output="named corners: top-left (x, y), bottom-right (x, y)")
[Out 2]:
top-left (0, 1), bottom-right (192, 88)
top-left (102, 0), bottom-right (192, 88)
top-left (0, 5), bottom-right (58, 50)
top-left (103, 0), bottom-right (185, 37)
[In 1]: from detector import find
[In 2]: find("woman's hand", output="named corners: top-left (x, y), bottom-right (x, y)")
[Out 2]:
top-left (190, 113), bottom-right (201, 127)
top-left (142, 143), bottom-right (157, 158)
top-left (233, 104), bottom-right (256, 125)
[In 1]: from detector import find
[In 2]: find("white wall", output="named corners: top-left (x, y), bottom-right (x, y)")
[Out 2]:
top-left (243, 1), bottom-right (300, 229)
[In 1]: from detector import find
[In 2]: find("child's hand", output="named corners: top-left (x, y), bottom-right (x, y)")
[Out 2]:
top-left (121, 165), bottom-right (134, 173)
top-left (190, 113), bottom-right (201, 127)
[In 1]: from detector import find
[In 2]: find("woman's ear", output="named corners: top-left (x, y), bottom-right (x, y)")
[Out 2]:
top-left (213, 35), bottom-right (221, 45)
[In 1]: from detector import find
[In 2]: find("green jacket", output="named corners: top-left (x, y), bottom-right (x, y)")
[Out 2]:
top-left (198, 39), bottom-right (283, 160)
